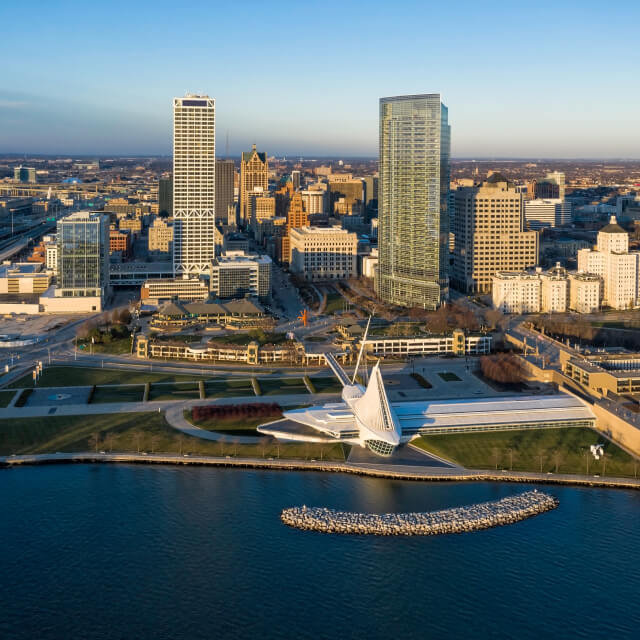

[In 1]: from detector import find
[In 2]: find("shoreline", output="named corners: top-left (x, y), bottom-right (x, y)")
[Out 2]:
top-left (2, 452), bottom-right (640, 491)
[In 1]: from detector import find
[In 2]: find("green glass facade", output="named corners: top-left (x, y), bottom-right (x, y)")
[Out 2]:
top-left (377, 94), bottom-right (450, 309)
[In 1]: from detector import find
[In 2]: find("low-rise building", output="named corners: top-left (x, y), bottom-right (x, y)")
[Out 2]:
top-left (0, 263), bottom-right (51, 294)
top-left (141, 277), bottom-right (210, 303)
top-left (109, 229), bottom-right (131, 257)
top-left (289, 226), bottom-right (357, 281)
top-left (362, 330), bottom-right (491, 358)
top-left (209, 251), bottom-right (271, 300)
top-left (492, 271), bottom-right (542, 314)
top-left (565, 355), bottom-right (640, 397)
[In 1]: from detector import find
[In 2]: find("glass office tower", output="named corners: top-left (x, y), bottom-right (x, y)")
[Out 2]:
top-left (56, 211), bottom-right (109, 298)
top-left (376, 94), bottom-right (450, 309)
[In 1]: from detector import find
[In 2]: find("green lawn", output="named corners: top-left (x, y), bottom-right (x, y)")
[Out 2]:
top-left (148, 382), bottom-right (201, 401)
top-left (412, 428), bottom-right (638, 477)
top-left (325, 292), bottom-right (347, 314)
top-left (438, 371), bottom-right (462, 382)
top-left (0, 390), bottom-right (17, 408)
top-left (0, 411), bottom-right (348, 461)
top-left (90, 385), bottom-right (145, 404)
top-left (78, 337), bottom-right (132, 355)
top-left (186, 409), bottom-right (274, 434)
top-left (205, 379), bottom-right (255, 398)
top-left (310, 376), bottom-right (343, 394)
top-left (8, 366), bottom-right (211, 389)
top-left (259, 377), bottom-right (309, 396)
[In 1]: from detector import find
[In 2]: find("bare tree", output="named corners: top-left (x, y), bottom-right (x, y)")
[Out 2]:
top-left (150, 435), bottom-right (159, 454)
top-left (552, 450), bottom-right (564, 473)
top-left (260, 437), bottom-right (269, 458)
top-left (88, 432), bottom-right (100, 453)
top-left (506, 447), bottom-right (514, 471)
top-left (177, 433), bottom-right (184, 455)
top-left (601, 451), bottom-right (608, 477)
top-left (491, 447), bottom-right (501, 470)
top-left (132, 430), bottom-right (142, 453)
top-left (537, 449), bottom-right (546, 473)
top-left (106, 432), bottom-right (115, 453)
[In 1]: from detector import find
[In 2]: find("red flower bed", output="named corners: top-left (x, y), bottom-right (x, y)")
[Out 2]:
top-left (192, 402), bottom-right (282, 423)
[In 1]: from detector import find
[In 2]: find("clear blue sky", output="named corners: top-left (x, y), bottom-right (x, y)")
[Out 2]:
top-left (1, 0), bottom-right (638, 158)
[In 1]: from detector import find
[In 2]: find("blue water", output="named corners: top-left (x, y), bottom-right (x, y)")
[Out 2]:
top-left (1, 465), bottom-right (639, 640)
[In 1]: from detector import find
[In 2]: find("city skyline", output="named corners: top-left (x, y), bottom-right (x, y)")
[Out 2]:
top-left (2, 1), bottom-right (640, 158)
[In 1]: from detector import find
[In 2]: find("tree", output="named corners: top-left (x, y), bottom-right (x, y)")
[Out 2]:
top-left (552, 450), bottom-right (564, 473)
top-left (106, 432), bottom-right (115, 453)
top-left (491, 447), bottom-right (501, 470)
top-left (132, 430), bottom-right (142, 453)
top-left (119, 308), bottom-right (132, 325)
top-left (150, 435), bottom-right (159, 454)
top-left (537, 449), bottom-right (547, 473)
top-left (260, 437), bottom-right (269, 458)
top-left (177, 434), bottom-right (184, 455)
top-left (88, 432), bottom-right (100, 453)
top-left (506, 447), bottom-right (515, 471)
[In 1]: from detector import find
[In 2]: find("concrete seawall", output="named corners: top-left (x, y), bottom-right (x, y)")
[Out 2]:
top-left (281, 490), bottom-right (559, 536)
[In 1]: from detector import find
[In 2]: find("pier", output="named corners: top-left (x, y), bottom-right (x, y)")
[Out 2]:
top-left (281, 490), bottom-right (559, 535)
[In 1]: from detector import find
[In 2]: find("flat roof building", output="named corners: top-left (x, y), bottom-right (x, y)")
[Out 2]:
top-left (289, 226), bottom-right (357, 281)
top-left (209, 251), bottom-right (271, 300)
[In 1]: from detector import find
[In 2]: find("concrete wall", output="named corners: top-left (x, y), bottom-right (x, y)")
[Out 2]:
top-left (593, 403), bottom-right (640, 457)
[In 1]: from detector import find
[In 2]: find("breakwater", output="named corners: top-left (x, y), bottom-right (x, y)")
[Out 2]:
top-left (281, 490), bottom-right (558, 535)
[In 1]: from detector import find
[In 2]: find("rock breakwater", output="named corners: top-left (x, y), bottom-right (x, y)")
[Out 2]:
top-left (281, 490), bottom-right (558, 535)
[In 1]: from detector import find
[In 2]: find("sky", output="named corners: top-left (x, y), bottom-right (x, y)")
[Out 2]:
top-left (1, 0), bottom-right (639, 158)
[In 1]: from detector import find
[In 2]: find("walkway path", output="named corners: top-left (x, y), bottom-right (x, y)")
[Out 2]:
top-left (2, 451), bottom-right (639, 490)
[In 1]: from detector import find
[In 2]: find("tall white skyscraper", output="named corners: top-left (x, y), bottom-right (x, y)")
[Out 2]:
top-left (173, 95), bottom-right (215, 275)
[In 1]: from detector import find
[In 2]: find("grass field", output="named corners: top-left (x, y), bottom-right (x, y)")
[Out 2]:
top-left (413, 428), bottom-right (639, 477)
top-left (310, 376), bottom-right (343, 394)
top-left (205, 379), bottom-right (255, 398)
top-left (438, 372), bottom-right (462, 382)
top-left (0, 390), bottom-right (16, 408)
top-left (325, 292), bottom-right (347, 314)
top-left (8, 366), bottom-right (211, 389)
top-left (78, 337), bottom-right (132, 355)
top-left (259, 377), bottom-right (309, 396)
top-left (90, 385), bottom-right (145, 404)
top-left (0, 412), bottom-right (348, 461)
top-left (148, 382), bottom-right (200, 401)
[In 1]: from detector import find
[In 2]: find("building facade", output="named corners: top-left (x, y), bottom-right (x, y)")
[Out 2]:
top-left (377, 94), bottom-right (450, 309)
top-left (524, 198), bottom-right (572, 229)
top-left (148, 218), bottom-right (174, 253)
top-left (239, 144), bottom-right (268, 227)
top-left (577, 216), bottom-right (640, 309)
top-left (281, 191), bottom-right (309, 264)
top-left (209, 251), bottom-right (272, 300)
top-left (215, 159), bottom-right (235, 225)
top-left (158, 177), bottom-right (173, 217)
top-left (289, 226), bottom-right (357, 281)
top-left (56, 211), bottom-right (109, 305)
top-left (453, 174), bottom-right (538, 294)
top-left (173, 94), bottom-right (216, 275)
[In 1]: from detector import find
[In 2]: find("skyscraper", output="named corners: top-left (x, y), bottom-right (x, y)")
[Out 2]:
top-left (452, 174), bottom-right (538, 293)
top-left (215, 159), bottom-right (235, 225)
top-left (173, 94), bottom-right (215, 275)
top-left (56, 211), bottom-right (109, 310)
top-left (240, 144), bottom-right (268, 228)
top-left (158, 177), bottom-right (173, 217)
top-left (376, 94), bottom-right (450, 309)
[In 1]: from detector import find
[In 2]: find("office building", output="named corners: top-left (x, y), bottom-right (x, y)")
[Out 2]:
top-left (240, 144), bottom-right (268, 227)
top-left (578, 216), bottom-right (640, 310)
top-left (492, 271), bottom-right (542, 314)
top-left (291, 170), bottom-right (301, 190)
top-left (452, 174), bottom-right (538, 294)
top-left (210, 251), bottom-right (272, 300)
top-left (540, 263), bottom-right (569, 312)
top-left (535, 171), bottom-right (565, 200)
top-left (300, 190), bottom-right (326, 215)
top-left (140, 277), bottom-right (210, 303)
top-left (524, 199), bottom-right (572, 229)
top-left (289, 226), bottom-right (357, 281)
top-left (0, 263), bottom-right (51, 294)
top-left (377, 94), bottom-right (450, 309)
top-left (13, 166), bottom-right (36, 183)
top-left (158, 177), bottom-right (173, 217)
top-left (250, 193), bottom-right (276, 241)
top-left (364, 175), bottom-right (378, 215)
top-left (281, 191), bottom-right (309, 263)
top-left (328, 178), bottom-right (365, 215)
top-left (45, 241), bottom-right (57, 273)
top-left (55, 211), bottom-right (109, 310)
top-left (109, 229), bottom-right (131, 257)
top-left (216, 159), bottom-right (235, 225)
top-left (148, 218), bottom-right (173, 253)
top-left (173, 94), bottom-right (216, 275)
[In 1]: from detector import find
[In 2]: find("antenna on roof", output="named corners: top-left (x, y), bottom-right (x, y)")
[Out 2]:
top-left (352, 315), bottom-right (372, 385)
